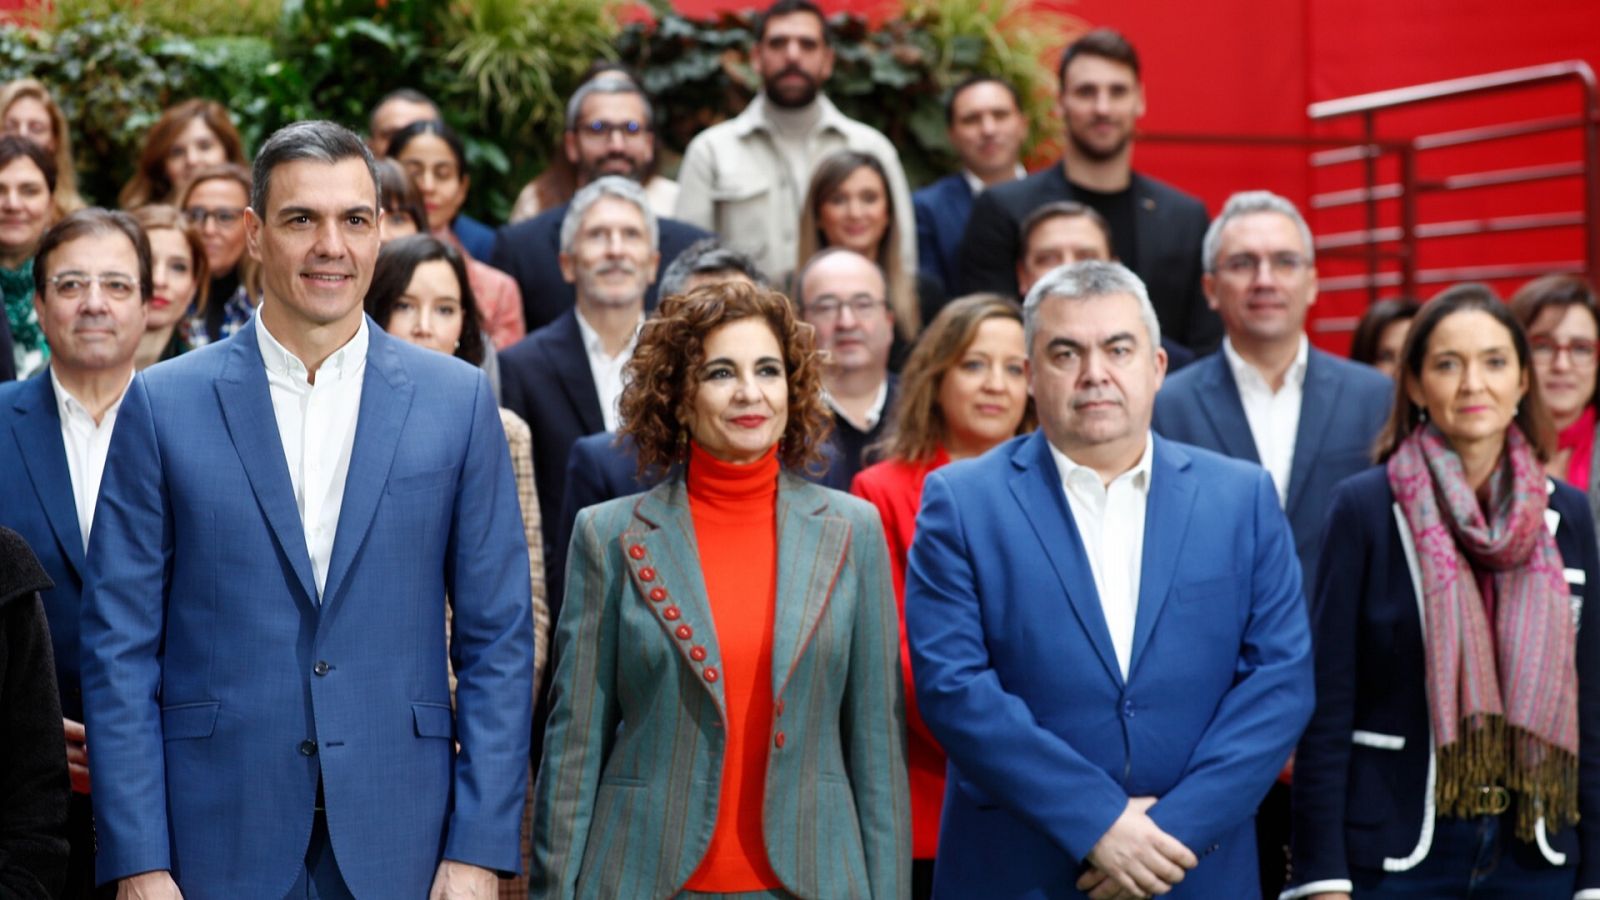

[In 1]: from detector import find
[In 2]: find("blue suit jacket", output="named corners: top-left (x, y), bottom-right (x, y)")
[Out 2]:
top-left (0, 373), bottom-right (86, 721)
top-left (1152, 347), bottom-right (1392, 591)
top-left (912, 173), bottom-right (974, 296)
top-left (906, 432), bottom-right (1314, 898)
top-left (452, 212), bottom-right (497, 263)
top-left (79, 319), bottom-right (535, 897)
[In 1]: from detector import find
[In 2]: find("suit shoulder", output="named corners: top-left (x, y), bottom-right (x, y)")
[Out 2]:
top-left (983, 168), bottom-right (1059, 214)
top-left (1550, 478), bottom-right (1593, 525)
top-left (658, 216), bottom-right (712, 245)
top-left (1154, 352), bottom-right (1217, 398)
top-left (1131, 171), bottom-right (1207, 214)
top-left (573, 489), bottom-right (644, 538)
top-left (1314, 349), bottom-right (1391, 388)
top-left (500, 316), bottom-right (567, 368)
top-left (139, 338), bottom-right (233, 395)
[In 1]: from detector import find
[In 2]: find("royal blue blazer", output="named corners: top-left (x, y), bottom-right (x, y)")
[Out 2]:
top-left (79, 319), bottom-right (535, 897)
top-left (1285, 467), bottom-right (1600, 897)
top-left (906, 431), bottom-right (1314, 898)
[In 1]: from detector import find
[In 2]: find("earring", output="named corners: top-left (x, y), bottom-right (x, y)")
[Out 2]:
top-left (1419, 407), bottom-right (1429, 423)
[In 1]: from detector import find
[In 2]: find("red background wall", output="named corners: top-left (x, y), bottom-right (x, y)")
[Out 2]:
top-left (678, 0), bottom-right (1600, 348)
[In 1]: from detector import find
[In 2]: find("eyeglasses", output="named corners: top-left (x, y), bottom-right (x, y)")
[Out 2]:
top-left (805, 294), bottom-right (887, 321)
top-left (1217, 252), bottom-right (1311, 279)
top-left (1530, 336), bottom-right (1599, 367)
top-left (48, 273), bottom-right (138, 302)
top-left (577, 119), bottom-right (649, 141)
top-left (183, 206), bottom-right (244, 227)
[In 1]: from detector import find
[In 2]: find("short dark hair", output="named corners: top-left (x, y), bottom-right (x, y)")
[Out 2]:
top-left (0, 134), bottom-right (56, 194)
top-left (658, 237), bottom-right (768, 300)
top-left (1372, 283), bottom-right (1554, 462)
top-left (251, 121), bottom-right (380, 217)
top-left (1017, 201), bottom-right (1112, 264)
top-left (1510, 274), bottom-right (1599, 336)
top-left (364, 234), bottom-right (487, 367)
top-left (756, 0), bottom-right (829, 44)
top-left (370, 88), bottom-right (438, 126)
top-left (373, 158), bottom-right (429, 236)
top-left (945, 75), bottom-right (1022, 126)
top-left (33, 207), bottom-right (153, 304)
top-left (1056, 27), bottom-right (1141, 88)
top-left (1348, 297), bottom-right (1421, 367)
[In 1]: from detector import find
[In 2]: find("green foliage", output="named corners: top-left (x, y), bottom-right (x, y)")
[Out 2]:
top-left (43, 0), bottom-right (284, 38)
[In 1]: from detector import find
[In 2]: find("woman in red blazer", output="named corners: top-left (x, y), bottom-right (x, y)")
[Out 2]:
top-left (849, 293), bottom-right (1033, 897)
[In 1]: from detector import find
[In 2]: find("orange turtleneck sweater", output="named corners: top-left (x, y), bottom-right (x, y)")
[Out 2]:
top-left (683, 441), bottom-right (783, 892)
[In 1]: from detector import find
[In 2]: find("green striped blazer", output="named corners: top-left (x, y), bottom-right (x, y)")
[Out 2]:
top-left (531, 471), bottom-right (911, 899)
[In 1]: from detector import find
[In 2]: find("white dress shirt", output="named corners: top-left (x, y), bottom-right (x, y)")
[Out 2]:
top-left (256, 314), bottom-right (368, 599)
top-left (50, 368), bottom-right (134, 552)
top-left (961, 163), bottom-right (1028, 197)
top-left (822, 378), bottom-right (890, 432)
top-left (1223, 335), bottom-right (1309, 509)
top-left (574, 310), bottom-right (640, 433)
top-left (1050, 435), bottom-right (1154, 680)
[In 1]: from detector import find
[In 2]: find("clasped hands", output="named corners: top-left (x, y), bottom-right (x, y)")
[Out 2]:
top-left (1076, 796), bottom-right (1197, 900)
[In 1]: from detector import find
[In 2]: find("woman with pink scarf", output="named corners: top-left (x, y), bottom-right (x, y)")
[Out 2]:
top-left (1282, 283), bottom-right (1600, 900)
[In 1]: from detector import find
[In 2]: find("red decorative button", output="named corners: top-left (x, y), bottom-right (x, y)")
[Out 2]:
top-left (663, 606), bottom-right (680, 621)
top-left (675, 625), bottom-right (692, 640)
top-left (690, 646), bottom-right (707, 661)
top-left (649, 587), bottom-right (667, 602)
top-left (774, 731), bottom-right (786, 748)
top-left (703, 667), bottom-right (719, 683)
top-left (628, 544), bottom-right (646, 560)
top-left (639, 567), bottom-right (656, 582)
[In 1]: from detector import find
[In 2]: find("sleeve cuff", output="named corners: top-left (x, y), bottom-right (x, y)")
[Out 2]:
top-left (1280, 879), bottom-right (1353, 900)
top-left (1571, 890), bottom-right (1600, 900)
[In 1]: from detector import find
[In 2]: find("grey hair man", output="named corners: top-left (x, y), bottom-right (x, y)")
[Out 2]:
top-left (657, 237), bottom-right (768, 300)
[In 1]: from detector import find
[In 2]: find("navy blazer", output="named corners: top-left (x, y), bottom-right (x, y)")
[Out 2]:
top-left (1287, 468), bottom-right (1600, 896)
top-left (452, 212), bottom-right (497, 262)
top-left (913, 173), bottom-right (974, 296)
top-left (1153, 347), bottom-right (1392, 591)
top-left (487, 203), bottom-right (711, 334)
top-left (957, 165), bottom-right (1220, 352)
top-left (0, 373), bottom-right (86, 720)
top-left (906, 432), bottom-right (1314, 898)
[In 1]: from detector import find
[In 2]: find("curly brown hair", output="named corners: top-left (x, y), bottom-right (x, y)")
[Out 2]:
top-left (620, 280), bottom-right (834, 475)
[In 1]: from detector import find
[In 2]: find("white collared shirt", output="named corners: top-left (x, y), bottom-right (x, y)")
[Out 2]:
top-left (574, 310), bottom-right (640, 433)
top-left (961, 164), bottom-right (1027, 197)
top-left (1223, 336), bottom-right (1309, 509)
top-left (1050, 435), bottom-right (1155, 680)
top-left (823, 378), bottom-right (890, 432)
top-left (50, 367), bottom-right (134, 552)
top-left (256, 313), bottom-right (368, 599)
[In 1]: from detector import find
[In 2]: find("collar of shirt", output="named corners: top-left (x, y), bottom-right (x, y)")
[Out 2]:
top-left (823, 377), bottom-right (890, 431)
top-left (49, 365), bottom-right (135, 427)
top-left (1049, 432), bottom-right (1155, 498)
top-left (961, 164), bottom-right (1027, 197)
top-left (739, 92), bottom-right (849, 140)
top-left (574, 308), bottom-right (642, 362)
top-left (1222, 333), bottom-right (1309, 397)
top-left (256, 311), bottom-right (370, 388)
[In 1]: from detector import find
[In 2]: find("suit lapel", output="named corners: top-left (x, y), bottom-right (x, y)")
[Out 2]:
top-left (1285, 350), bottom-right (1338, 520)
top-left (215, 319), bottom-right (318, 606)
top-left (625, 482), bottom-right (726, 715)
top-left (1194, 354), bottom-right (1262, 463)
top-left (11, 374), bottom-right (84, 573)
top-left (545, 311), bottom-right (605, 434)
top-left (1128, 438), bottom-right (1198, 677)
top-left (1008, 432), bottom-right (1123, 687)
top-left (321, 327), bottom-right (413, 611)
top-left (771, 474), bottom-right (850, 694)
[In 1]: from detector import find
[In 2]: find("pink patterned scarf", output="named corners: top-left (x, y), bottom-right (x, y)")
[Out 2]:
top-left (1388, 423), bottom-right (1578, 838)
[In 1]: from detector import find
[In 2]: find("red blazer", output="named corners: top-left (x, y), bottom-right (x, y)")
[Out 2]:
top-left (851, 449), bottom-right (949, 859)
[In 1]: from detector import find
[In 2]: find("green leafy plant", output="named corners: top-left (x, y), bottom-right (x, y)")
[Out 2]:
top-left (38, 0), bottom-right (284, 38)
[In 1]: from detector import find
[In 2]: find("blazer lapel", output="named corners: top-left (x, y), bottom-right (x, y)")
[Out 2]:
top-left (1127, 438), bottom-right (1198, 677)
top-left (771, 474), bottom-right (850, 694)
top-left (11, 374), bottom-right (84, 573)
top-left (1284, 350), bottom-right (1338, 520)
top-left (545, 311), bottom-right (606, 434)
top-left (1194, 354), bottom-right (1261, 463)
top-left (321, 326), bottom-right (413, 611)
top-left (215, 319), bottom-right (318, 606)
top-left (1008, 432), bottom-right (1123, 687)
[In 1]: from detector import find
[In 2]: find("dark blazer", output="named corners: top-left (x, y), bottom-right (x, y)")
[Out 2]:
top-left (1153, 347), bottom-right (1392, 591)
top-left (487, 203), bottom-right (711, 333)
top-left (958, 164), bottom-right (1220, 351)
top-left (0, 310), bottom-right (15, 383)
top-left (906, 432), bottom-right (1313, 898)
top-left (532, 473), bottom-right (910, 898)
top-left (913, 173), bottom-right (974, 296)
top-left (1288, 468), bottom-right (1600, 895)
top-left (0, 374), bottom-right (87, 722)
top-left (452, 212), bottom-right (497, 262)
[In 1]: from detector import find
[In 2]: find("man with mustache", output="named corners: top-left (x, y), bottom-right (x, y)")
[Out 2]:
top-left (489, 74), bottom-right (709, 333)
top-left (0, 207), bottom-right (148, 898)
top-left (957, 29), bottom-right (1221, 354)
top-left (675, 0), bottom-right (917, 288)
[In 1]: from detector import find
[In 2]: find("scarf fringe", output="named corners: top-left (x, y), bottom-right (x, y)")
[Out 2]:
top-left (1437, 716), bottom-right (1579, 840)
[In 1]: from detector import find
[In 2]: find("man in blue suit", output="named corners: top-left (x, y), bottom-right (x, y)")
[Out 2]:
top-left (80, 122), bottom-right (534, 899)
top-left (0, 207), bottom-right (150, 899)
top-left (907, 260), bottom-right (1313, 899)
top-left (912, 75), bottom-right (1028, 295)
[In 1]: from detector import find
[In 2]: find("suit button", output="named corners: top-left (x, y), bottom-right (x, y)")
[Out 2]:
top-left (628, 544), bottom-right (646, 560)
top-left (675, 625), bottom-right (692, 640)
top-left (774, 731), bottom-right (786, 748)
top-left (1122, 700), bottom-right (1135, 718)
top-left (299, 740), bottom-right (317, 756)
top-left (649, 587), bottom-right (667, 602)
top-left (313, 661), bottom-right (330, 676)
top-left (703, 667), bottom-right (719, 683)
top-left (690, 646), bottom-right (707, 661)
top-left (663, 606), bottom-right (681, 621)
top-left (639, 567), bottom-right (657, 582)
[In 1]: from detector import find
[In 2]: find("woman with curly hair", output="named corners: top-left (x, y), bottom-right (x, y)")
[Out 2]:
top-left (532, 280), bottom-right (910, 899)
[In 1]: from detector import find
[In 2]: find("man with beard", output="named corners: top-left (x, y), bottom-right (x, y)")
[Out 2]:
top-left (958, 29), bottom-right (1221, 353)
top-left (675, 0), bottom-right (916, 287)
top-left (490, 75), bottom-right (708, 332)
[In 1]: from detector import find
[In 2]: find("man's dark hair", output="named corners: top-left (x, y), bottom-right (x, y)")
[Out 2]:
top-left (1017, 201), bottom-right (1113, 263)
top-left (33, 207), bottom-right (153, 304)
top-left (251, 121), bottom-right (380, 216)
top-left (370, 89), bottom-right (438, 123)
top-left (0, 134), bottom-right (56, 194)
top-left (1056, 28), bottom-right (1141, 88)
top-left (945, 75), bottom-right (1023, 126)
top-left (658, 238), bottom-right (769, 300)
top-left (756, 0), bottom-right (829, 44)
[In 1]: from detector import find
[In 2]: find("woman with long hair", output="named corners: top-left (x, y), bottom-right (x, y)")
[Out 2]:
top-left (0, 136), bottom-right (57, 379)
top-left (1349, 297), bottom-right (1422, 379)
top-left (0, 78), bottom-right (84, 217)
top-left (1512, 275), bottom-right (1600, 528)
top-left (129, 205), bottom-right (207, 369)
top-left (117, 99), bottom-right (246, 210)
top-left (175, 163), bottom-right (253, 347)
